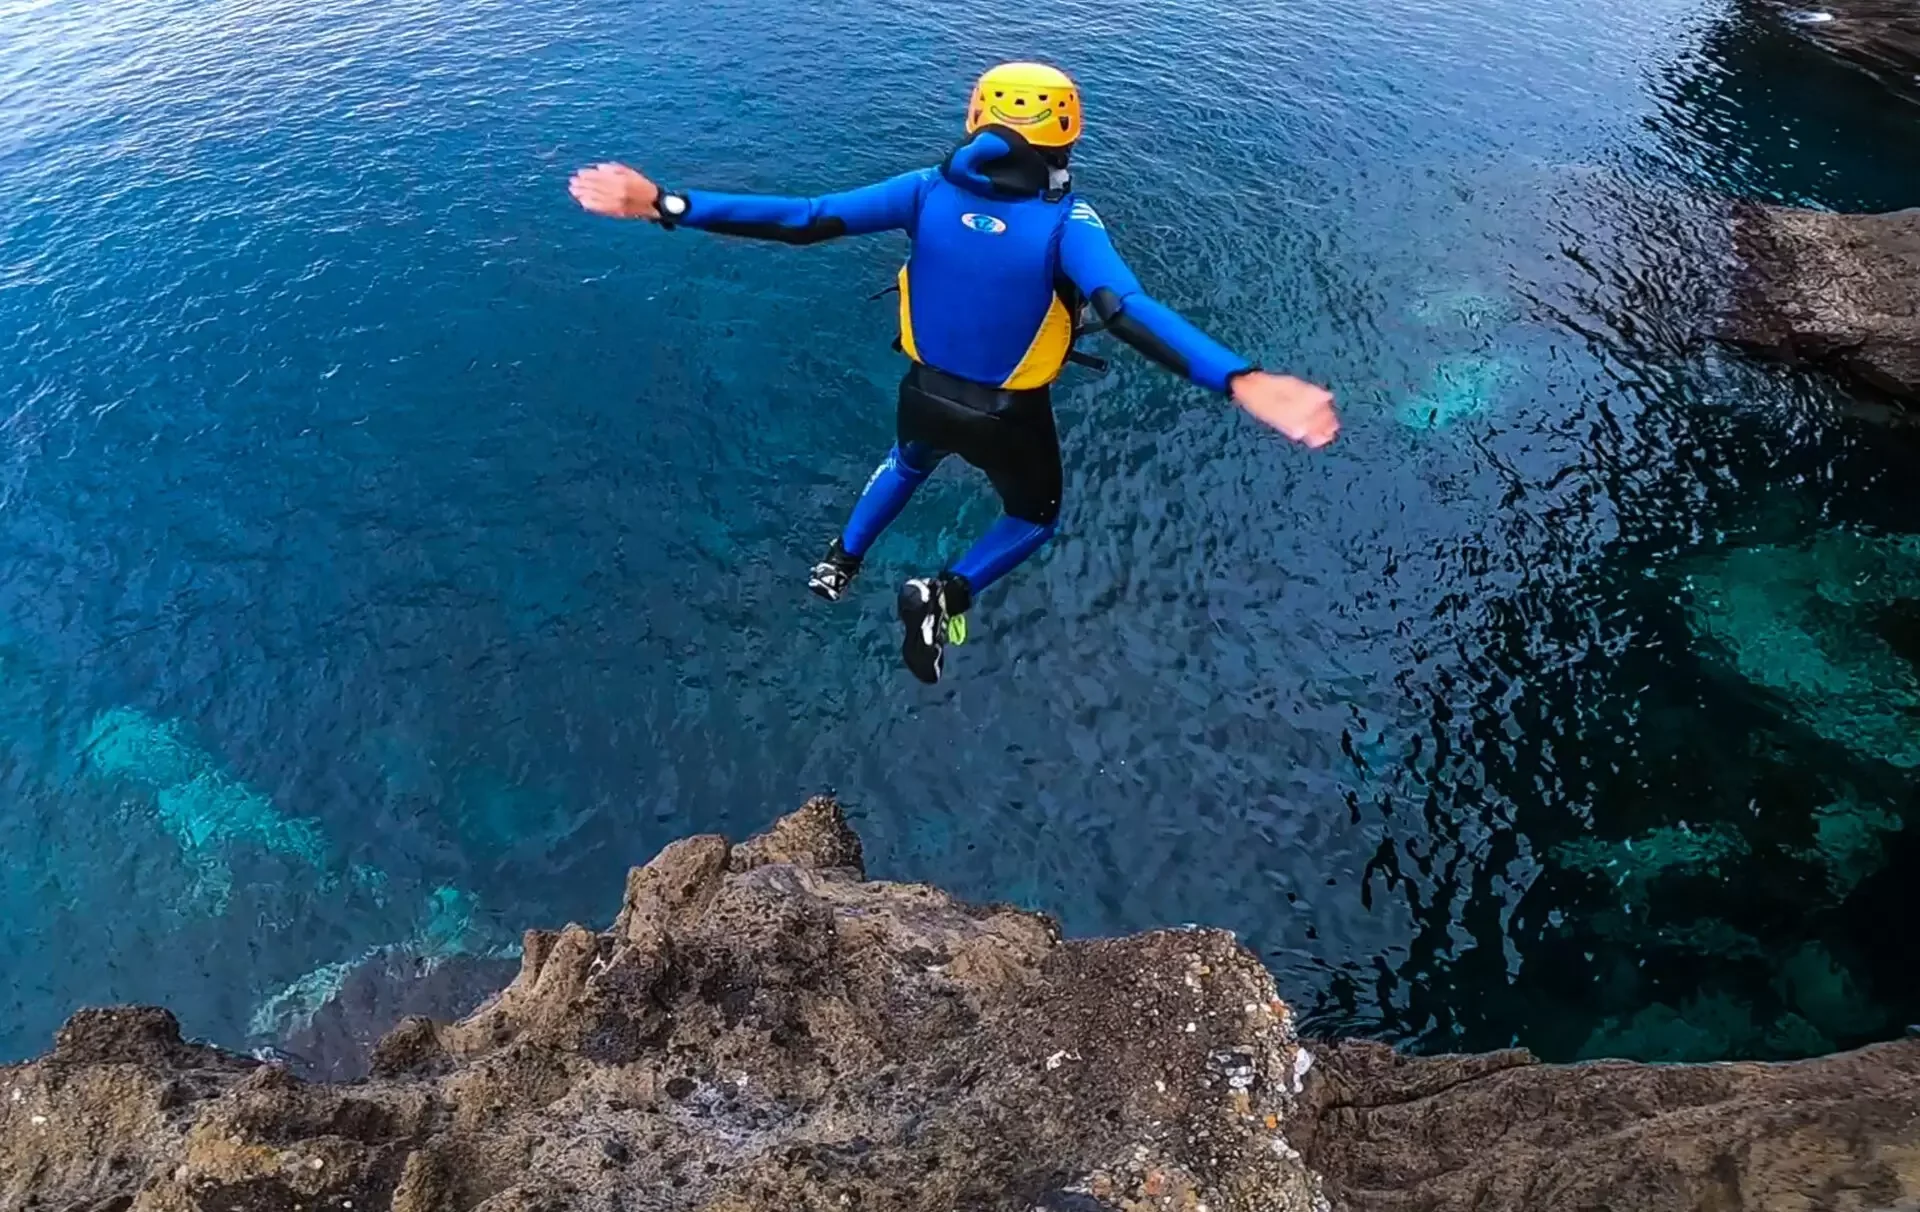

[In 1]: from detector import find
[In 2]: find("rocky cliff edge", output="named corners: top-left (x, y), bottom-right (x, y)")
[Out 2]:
top-left (3, 797), bottom-right (1917, 1211)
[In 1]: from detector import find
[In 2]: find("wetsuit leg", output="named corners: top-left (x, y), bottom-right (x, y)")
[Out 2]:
top-left (897, 365), bottom-right (1062, 606)
top-left (840, 439), bottom-right (944, 558)
top-left (950, 392), bottom-right (1059, 597)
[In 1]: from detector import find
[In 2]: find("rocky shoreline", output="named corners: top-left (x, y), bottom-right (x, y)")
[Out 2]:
top-left (1720, 0), bottom-right (1920, 405)
top-left (1725, 204), bottom-right (1920, 404)
top-left (3, 797), bottom-right (1917, 1211)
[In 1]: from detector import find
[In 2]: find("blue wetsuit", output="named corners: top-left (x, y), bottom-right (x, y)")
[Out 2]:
top-left (663, 128), bottom-right (1254, 609)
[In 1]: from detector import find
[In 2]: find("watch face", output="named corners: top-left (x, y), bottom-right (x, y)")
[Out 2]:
top-left (663, 195), bottom-right (687, 216)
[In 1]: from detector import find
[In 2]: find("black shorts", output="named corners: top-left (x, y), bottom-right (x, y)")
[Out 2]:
top-left (896, 363), bottom-right (1062, 526)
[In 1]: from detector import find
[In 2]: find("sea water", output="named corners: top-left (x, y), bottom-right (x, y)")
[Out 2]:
top-left (2, 0), bottom-right (1918, 1063)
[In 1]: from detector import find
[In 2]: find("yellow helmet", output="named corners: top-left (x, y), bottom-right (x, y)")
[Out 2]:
top-left (967, 62), bottom-right (1081, 149)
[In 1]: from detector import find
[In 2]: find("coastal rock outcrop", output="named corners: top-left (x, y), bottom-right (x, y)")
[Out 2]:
top-left (1295, 1037), bottom-right (1920, 1211)
top-left (0, 796), bottom-right (1323, 1212)
top-left (1725, 204), bottom-right (1920, 403)
top-left (3, 796), bottom-right (1918, 1211)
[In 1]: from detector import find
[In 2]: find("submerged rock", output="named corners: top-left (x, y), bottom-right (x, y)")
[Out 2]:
top-left (1683, 528), bottom-right (1920, 769)
top-left (246, 878), bottom-right (517, 1081)
top-left (1555, 822), bottom-right (1750, 903)
top-left (4, 796), bottom-right (1917, 1210)
top-left (1799, 795), bottom-right (1905, 897)
top-left (1724, 205), bottom-right (1920, 403)
top-left (83, 707), bottom-right (333, 912)
top-left (1575, 992), bottom-right (1837, 1063)
top-left (1405, 285), bottom-right (1521, 332)
top-left (1395, 355), bottom-right (1516, 430)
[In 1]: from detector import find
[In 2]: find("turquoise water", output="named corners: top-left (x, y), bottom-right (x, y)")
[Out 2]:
top-left (2, 0), bottom-right (1917, 1064)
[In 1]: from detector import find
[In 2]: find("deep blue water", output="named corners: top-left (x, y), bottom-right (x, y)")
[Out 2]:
top-left (3, 0), bottom-right (1919, 1065)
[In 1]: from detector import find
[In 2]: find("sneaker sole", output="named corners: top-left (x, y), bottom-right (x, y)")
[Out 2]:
top-left (896, 581), bottom-right (943, 684)
top-left (809, 559), bottom-right (856, 603)
top-left (808, 576), bottom-right (843, 603)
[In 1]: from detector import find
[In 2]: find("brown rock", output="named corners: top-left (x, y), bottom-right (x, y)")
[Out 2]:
top-left (10, 799), bottom-right (1917, 1212)
top-left (729, 793), bottom-right (865, 874)
top-left (0, 1009), bottom-right (257, 1209)
top-left (52, 1008), bottom-right (207, 1068)
top-left (614, 833), bottom-right (732, 939)
top-left (0, 798), bottom-right (1321, 1212)
top-left (1724, 204), bottom-right (1920, 402)
top-left (1292, 1037), bottom-right (1920, 1211)
top-left (368, 1015), bottom-right (446, 1078)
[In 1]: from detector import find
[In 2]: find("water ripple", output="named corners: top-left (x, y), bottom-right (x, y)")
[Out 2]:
top-left (0, 0), bottom-right (1916, 1063)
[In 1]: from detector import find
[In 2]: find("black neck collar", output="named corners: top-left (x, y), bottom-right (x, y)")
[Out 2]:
top-left (941, 126), bottom-right (1070, 201)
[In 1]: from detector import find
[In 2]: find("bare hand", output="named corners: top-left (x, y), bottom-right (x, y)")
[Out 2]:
top-left (1231, 372), bottom-right (1338, 448)
top-left (569, 162), bottom-right (661, 220)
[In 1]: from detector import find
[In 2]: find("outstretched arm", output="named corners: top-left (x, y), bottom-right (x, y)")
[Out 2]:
top-left (1059, 200), bottom-right (1337, 447)
top-left (570, 162), bottom-right (928, 244)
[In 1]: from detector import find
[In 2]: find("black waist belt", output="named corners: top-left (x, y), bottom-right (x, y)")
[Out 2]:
top-left (906, 361), bottom-right (1051, 414)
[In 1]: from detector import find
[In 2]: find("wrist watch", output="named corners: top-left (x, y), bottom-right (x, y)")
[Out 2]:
top-left (656, 188), bottom-right (689, 229)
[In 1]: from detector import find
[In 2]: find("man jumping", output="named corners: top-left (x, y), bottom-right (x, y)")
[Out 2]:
top-left (571, 62), bottom-right (1338, 683)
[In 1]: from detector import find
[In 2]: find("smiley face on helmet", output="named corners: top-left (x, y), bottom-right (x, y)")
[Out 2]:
top-left (966, 62), bottom-right (1082, 149)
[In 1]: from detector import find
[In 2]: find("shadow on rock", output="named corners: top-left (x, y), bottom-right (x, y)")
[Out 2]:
top-left (262, 949), bottom-right (522, 1082)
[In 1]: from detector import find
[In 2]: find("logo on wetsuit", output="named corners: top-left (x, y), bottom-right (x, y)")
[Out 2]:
top-left (960, 212), bottom-right (1007, 235)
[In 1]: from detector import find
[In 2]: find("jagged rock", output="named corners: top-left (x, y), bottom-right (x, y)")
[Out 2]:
top-left (1724, 204), bottom-right (1920, 402)
top-left (728, 793), bottom-right (865, 874)
top-left (0, 1010), bottom-right (259, 1208)
top-left (9, 799), bottom-right (1919, 1211)
top-left (0, 797), bottom-right (1323, 1212)
top-left (1294, 1037), bottom-right (1920, 1210)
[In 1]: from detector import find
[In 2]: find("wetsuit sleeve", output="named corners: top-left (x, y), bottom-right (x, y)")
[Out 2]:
top-left (675, 169), bottom-right (931, 245)
top-left (1058, 199), bottom-right (1254, 394)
